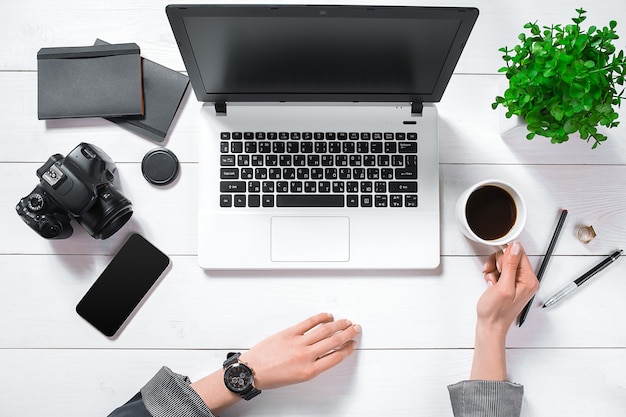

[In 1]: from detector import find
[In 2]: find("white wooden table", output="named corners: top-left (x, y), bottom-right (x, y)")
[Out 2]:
top-left (1, 1), bottom-right (625, 416)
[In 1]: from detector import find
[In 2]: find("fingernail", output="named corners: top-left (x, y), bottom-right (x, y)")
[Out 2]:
top-left (511, 241), bottom-right (521, 255)
top-left (353, 324), bottom-right (362, 333)
top-left (487, 280), bottom-right (494, 287)
top-left (482, 261), bottom-right (489, 273)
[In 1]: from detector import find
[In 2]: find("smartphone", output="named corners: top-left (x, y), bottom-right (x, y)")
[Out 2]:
top-left (76, 233), bottom-right (170, 337)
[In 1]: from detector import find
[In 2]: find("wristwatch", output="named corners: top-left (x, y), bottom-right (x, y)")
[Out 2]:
top-left (223, 352), bottom-right (262, 400)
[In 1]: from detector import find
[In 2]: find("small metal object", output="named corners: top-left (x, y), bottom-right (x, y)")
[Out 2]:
top-left (577, 225), bottom-right (596, 244)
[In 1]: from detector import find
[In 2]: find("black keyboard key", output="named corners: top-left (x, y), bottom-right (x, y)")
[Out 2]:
top-left (248, 181), bottom-right (260, 193)
top-left (237, 155), bottom-right (250, 166)
top-left (385, 142), bottom-right (397, 153)
top-left (263, 195), bottom-right (275, 207)
top-left (220, 132), bottom-right (231, 140)
top-left (347, 195), bottom-right (359, 207)
top-left (245, 142), bottom-right (257, 153)
top-left (405, 195), bottom-right (418, 207)
top-left (269, 168), bottom-right (281, 179)
top-left (221, 155), bottom-right (236, 166)
top-left (262, 181), bottom-right (275, 193)
top-left (220, 195), bottom-right (232, 207)
top-left (234, 195), bottom-right (246, 207)
top-left (220, 181), bottom-right (246, 192)
top-left (231, 142), bottom-right (243, 153)
top-left (297, 168), bottom-right (310, 179)
top-left (248, 195), bottom-right (261, 207)
top-left (220, 168), bottom-right (239, 179)
top-left (254, 168), bottom-right (267, 179)
top-left (273, 142), bottom-right (285, 153)
top-left (390, 195), bottom-right (403, 207)
top-left (290, 181), bottom-right (303, 193)
top-left (395, 167), bottom-right (418, 179)
top-left (251, 155), bottom-right (264, 166)
top-left (361, 195), bottom-right (373, 207)
top-left (399, 142), bottom-right (417, 153)
top-left (265, 155), bottom-right (278, 166)
top-left (240, 168), bottom-right (253, 179)
top-left (276, 181), bottom-right (289, 192)
top-left (276, 195), bottom-right (344, 207)
top-left (310, 168), bottom-right (323, 179)
top-left (389, 181), bottom-right (418, 193)
top-left (375, 195), bottom-right (388, 207)
top-left (258, 142), bottom-right (272, 153)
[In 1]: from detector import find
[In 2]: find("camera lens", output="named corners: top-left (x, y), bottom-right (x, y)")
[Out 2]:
top-left (78, 186), bottom-right (133, 239)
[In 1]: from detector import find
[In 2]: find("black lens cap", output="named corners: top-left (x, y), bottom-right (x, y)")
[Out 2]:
top-left (141, 148), bottom-right (179, 186)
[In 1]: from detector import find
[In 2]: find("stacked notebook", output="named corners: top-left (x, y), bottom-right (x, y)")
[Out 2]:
top-left (37, 41), bottom-right (189, 142)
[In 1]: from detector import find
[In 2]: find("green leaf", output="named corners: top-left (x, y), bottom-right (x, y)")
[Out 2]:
top-left (563, 119), bottom-right (578, 134)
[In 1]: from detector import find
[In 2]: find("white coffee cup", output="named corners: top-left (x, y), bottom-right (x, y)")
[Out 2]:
top-left (456, 179), bottom-right (527, 246)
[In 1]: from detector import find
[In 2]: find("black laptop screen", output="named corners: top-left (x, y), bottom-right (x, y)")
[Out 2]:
top-left (167, 5), bottom-right (478, 103)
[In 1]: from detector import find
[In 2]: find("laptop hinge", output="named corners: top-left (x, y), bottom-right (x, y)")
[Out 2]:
top-left (215, 102), bottom-right (227, 116)
top-left (411, 101), bottom-right (423, 116)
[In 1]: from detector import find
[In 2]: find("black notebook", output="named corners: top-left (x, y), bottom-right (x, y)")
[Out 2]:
top-left (95, 39), bottom-right (190, 142)
top-left (37, 43), bottom-right (144, 119)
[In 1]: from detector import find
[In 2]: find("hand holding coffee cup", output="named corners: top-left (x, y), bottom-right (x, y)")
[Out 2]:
top-left (456, 180), bottom-right (527, 247)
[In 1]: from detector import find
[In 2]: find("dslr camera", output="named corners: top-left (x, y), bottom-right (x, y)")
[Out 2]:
top-left (16, 142), bottom-right (133, 239)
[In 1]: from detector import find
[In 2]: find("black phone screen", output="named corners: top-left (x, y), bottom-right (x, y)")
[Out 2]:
top-left (76, 233), bottom-right (170, 336)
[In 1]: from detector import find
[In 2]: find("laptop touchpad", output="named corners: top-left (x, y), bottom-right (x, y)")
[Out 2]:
top-left (271, 217), bottom-right (350, 262)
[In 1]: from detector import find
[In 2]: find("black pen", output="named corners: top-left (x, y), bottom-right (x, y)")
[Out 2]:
top-left (543, 250), bottom-right (623, 308)
top-left (518, 209), bottom-right (568, 326)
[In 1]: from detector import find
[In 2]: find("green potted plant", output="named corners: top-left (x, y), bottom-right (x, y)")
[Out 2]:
top-left (493, 8), bottom-right (626, 148)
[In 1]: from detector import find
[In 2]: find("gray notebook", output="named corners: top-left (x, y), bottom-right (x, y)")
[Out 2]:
top-left (37, 43), bottom-right (144, 119)
top-left (96, 39), bottom-right (190, 142)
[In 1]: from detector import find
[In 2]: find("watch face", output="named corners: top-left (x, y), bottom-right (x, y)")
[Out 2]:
top-left (224, 363), bottom-right (253, 393)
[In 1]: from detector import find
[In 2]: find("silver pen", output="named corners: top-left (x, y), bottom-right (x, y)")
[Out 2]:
top-left (543, 250), bottom-right (623, 308)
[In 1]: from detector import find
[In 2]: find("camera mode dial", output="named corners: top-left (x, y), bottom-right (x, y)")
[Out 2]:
top-left (27, 193), bottom-right (45, 212)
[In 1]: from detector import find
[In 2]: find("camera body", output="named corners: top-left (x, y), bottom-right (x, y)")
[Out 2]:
top-left (16, 143), bottom-right (133, 239)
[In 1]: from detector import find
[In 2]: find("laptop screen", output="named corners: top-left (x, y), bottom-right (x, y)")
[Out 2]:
top-left (167, 5), bottom-right (478, 103)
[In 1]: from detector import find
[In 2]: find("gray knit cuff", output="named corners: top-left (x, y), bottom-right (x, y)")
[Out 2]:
top-left (447, 380), bottom-right (524, 417)
top-left (140, 367), bottom-right (216, 417)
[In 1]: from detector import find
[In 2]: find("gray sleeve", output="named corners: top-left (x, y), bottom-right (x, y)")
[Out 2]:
top-left (447, 380), bottom-right (524, 417)
top-left (140, 367), bottom-right (217, 417)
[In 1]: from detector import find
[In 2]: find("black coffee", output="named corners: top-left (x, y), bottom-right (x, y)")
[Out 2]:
top-left (465, 185), bottom-right (517, 240)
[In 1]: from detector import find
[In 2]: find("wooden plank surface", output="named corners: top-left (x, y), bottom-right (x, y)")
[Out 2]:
top-left (1, 1), bottom-right (625, 416)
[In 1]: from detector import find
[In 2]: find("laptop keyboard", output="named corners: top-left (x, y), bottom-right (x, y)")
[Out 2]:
top-left (219, 131), bottom-right (418, 208)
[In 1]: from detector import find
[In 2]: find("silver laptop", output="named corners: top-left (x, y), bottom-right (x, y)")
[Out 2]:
top-left (166, 5), bottom-right (478, 269)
